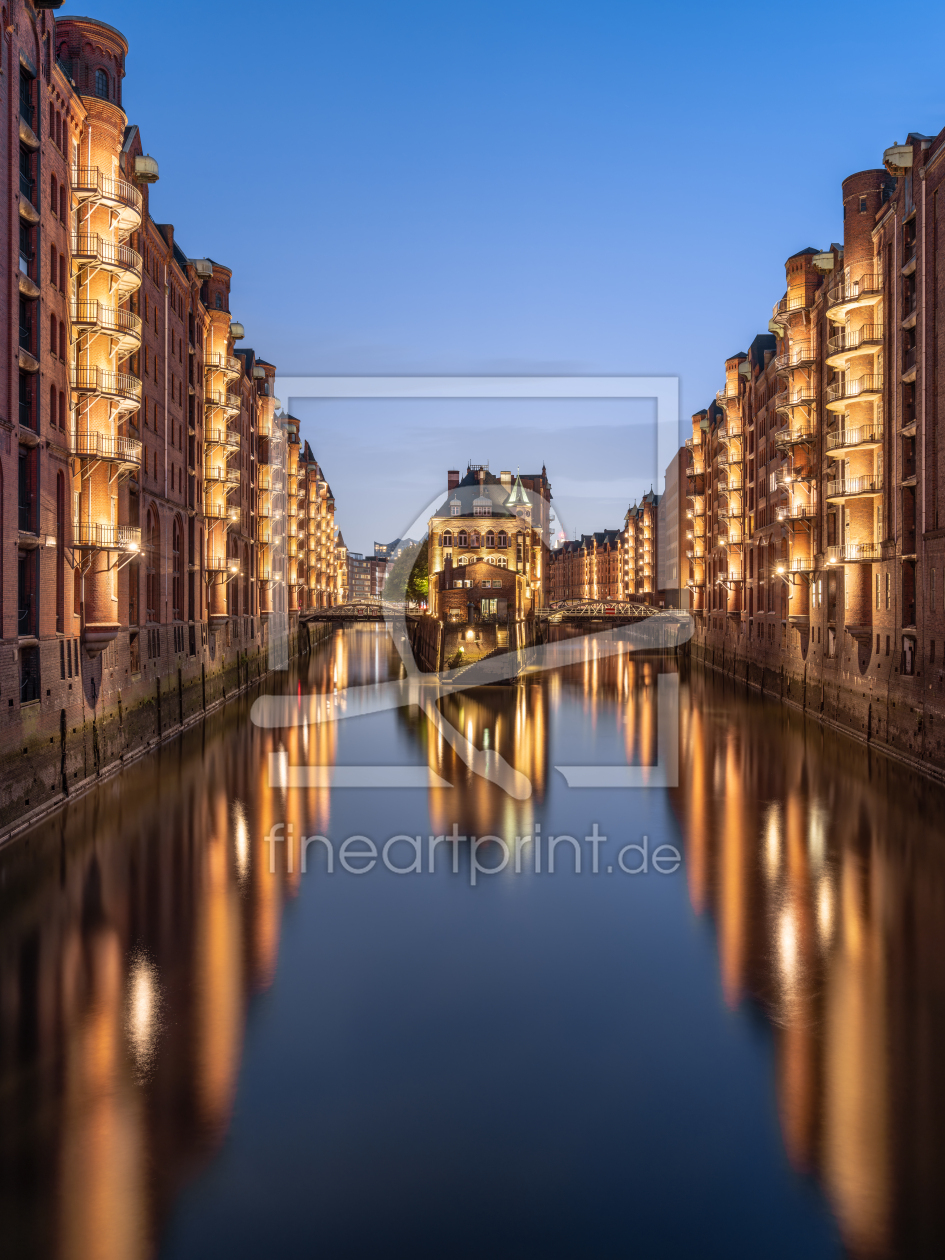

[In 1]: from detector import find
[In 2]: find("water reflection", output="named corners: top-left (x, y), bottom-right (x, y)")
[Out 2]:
top-left (0, 629), bottom-right (943, 1258)
top-left (672, 668), bottom-right (945, 1258)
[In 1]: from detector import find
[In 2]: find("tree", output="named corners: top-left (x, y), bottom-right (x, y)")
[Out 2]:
top-left (383, 539), bottom-right (428, 605)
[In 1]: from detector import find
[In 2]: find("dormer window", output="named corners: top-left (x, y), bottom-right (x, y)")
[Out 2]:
top-left (450, 496), bottom-right (461, 516)
top-left (95, 69), bottom-right (108, 100)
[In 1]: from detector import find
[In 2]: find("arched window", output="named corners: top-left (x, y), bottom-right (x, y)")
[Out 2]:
top-left (146, 507), bottom-right (159, 620)
top-left (59, 391), bottom-right (66, 430)
top-left (60, 185), bottom-right (66, 222)
top-left (441, 531), bottom-right (453, 547)
top-left (215, 293), bottom-right (223, 310)
top-left (50, 173), bottom-right (57, 212)
top-left (172, 516), bottom-right (183, 621)
top-left (469, 530), bottom-right (480, 548)
top-left (95, 68), bottom-right (108, 99)
top-left (59, 321), bottom-right (66, 359)
top-left (49, 384), bottom-right (56, 427)
top-left (50, 312), bottom-right (57, 354)
top-left (56, 472), bottom-right (64, 633)
top-left (49, 103), bottom-right (55, 142)
top-left (497, 531), bottom-right (509, 548)
top-left (56, 111), bottom-right (62, 151)
top-left (485, 530), bottom-right (495, 548)
top-left (457, 529), bottom-right (468, 547)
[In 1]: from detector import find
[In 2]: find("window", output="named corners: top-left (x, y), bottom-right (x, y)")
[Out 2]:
top-left (173, 516), bottom-right (183, 620)
top-left (441, 531), bottom-right (453, 547)
top-left (60, 254), bottom-right (66, 291)
top-left (457, 530), bottom-right (468, 547)
top-left (859, 196), bottom-right (867, 212)
top-left (876, 573), bottom-right (880, 610)
top-left (469, 531), bottom-right (480, 548)
top-left (50, 312), bottom-right (57, 354)
top-left (56, 472), bottom-right (65, 633)
top-left (50, 175), bottom-right (57, 216)
top-left (933, 569), bottom-right (937, 611)
top-left (59, 321), bottom-right (66, 360)
top-left (95, 68), bottom-right (108, 99)
top-left (60, 185), bottom-right (67, 223)
top-left (215, 293), bottom-right (223, 309)
top-left (50, 384), bottom-right (56, 428)
top-left (885, 572), bottom-right (890, 610)
top-left (497, 531), bottom-right (509, 548)
top-left (485, 531), bottom-right (495, 548)
top-left (146, 508), bottom-right (159, 620)
top-left (59, 391), bottom-right (66, 430)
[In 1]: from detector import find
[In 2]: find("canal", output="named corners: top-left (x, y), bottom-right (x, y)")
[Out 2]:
top-left (1, 625), bottom-right (943, 1258)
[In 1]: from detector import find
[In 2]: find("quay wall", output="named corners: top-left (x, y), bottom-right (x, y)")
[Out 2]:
top-left (0, 618), bottom-right (331, 844)
top-left (690, 621), bottom-right (945, 785)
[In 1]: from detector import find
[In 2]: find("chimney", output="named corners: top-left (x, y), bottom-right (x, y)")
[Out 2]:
top-left (500, 470), bottom-right (512, 487)
top-left (448, 470), bottom-right (460, 491)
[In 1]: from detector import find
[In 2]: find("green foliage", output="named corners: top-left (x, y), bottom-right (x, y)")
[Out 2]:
top-left (446, 649), bottom-right (465, 669)
top-left (383, 539), bottom-right (428, 604)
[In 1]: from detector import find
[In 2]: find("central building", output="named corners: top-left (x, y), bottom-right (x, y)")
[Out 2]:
top-left (427, 462), bottom-right (552, 660)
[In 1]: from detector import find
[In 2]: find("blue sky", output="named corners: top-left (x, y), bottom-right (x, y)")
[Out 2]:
top-left (83, 0), bottom-right (945, 550)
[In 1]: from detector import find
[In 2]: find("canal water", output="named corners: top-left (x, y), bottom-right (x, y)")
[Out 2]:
top-left (1, 626), bottom-right (943, 1259)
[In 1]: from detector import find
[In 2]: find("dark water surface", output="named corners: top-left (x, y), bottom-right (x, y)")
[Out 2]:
top-left (2, 626), bottom-right (944, 1258)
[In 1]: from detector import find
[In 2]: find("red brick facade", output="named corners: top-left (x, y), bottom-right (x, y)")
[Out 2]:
top-left (0, 4), bottom-right (342, 823)
top-left (683, 127), bottom-right (945, 769)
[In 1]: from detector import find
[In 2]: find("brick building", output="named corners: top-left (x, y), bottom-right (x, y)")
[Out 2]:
top-left (548, 530), bottom-right (625, 603)
top-left (297, 439), bottom-right (345, 608)
top-left (682, 124), bottom-right (945, 768)
top-left (0, 3), bottom-right (342, 816)
top-left (427, 462), bottom-right (552, 656)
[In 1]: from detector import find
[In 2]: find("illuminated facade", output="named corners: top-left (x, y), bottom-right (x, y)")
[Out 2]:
top-left (683, 128), bottom-right (945, 768)
top-left (297, 439), bottom-right (345, 609)
top-left (0, 4), bottom-right (341, 824)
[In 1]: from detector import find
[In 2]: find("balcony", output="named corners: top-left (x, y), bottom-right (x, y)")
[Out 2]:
top-left (71, 366), bottom-right (142, 414)
top-left (775, 426), bottom-right (817, 450)
top-left (826, 274), bottom-right (882, 321)
top-left (71, 301), bottom-right (142, 355)
top-left (774, 344), bottom-right (816, 373)
top-left (684, 436), bottom-right (701, 450)
top-left (825, 373), bottom-right (883, 411)
top-left (776, 502), bottom-right (816, 522)
top-left (72, 523), bottom-right (142, 551)
top-left (773, 292), bottom-right (814, 320)
top-left (687, 460), bottom-right (705, 478)
top-left (826, 423), bottom-right (882, 453)
top-left (825, 323), bottom-right (883, 367)
top-left (784, 556), bottom-right (815, 574)
top-left (204, 352), bottom-right (242, 382)
top-left (72, 431), bottom-right (144, 471)
top-left (783, 386), bottom-right (817, 410)
top-left (204, 503), bottom-right (238, 522)
top-left (205, 464), bottom-right (241, 486)
top-left (71, 167), bottom-right (142, 234)
top-left (71, 233), bottom-right (142, 294)
top-left (205, 427), bottom-right (241, 452)
top-left (205, 389), bottom-right (241, 419)
top-left (205, 556), bottom-right (232, 573)
top-left (826, 543), bottom-right (881, 564)
top-left (826, 475), bottom-right (883, 500)
top-left (719, 417), bottom-right (743, 440)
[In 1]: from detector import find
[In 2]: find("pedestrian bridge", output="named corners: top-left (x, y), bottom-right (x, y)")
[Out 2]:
top-left (538, 599), bottom-right (662, 622)
top-left (301, 603), bottom-right (389, 622)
